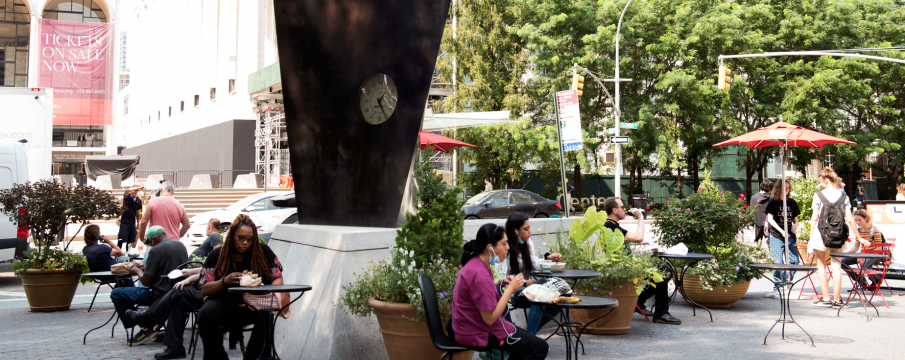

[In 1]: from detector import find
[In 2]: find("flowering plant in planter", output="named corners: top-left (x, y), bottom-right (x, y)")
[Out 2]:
top-left (338, 149), bottom-right (465, 322)
top-left (547, 206), bottom-right (664, 294)
top-left (0, 180), bottom-right (121, 282)
top-left (338, 246), bottom-right (459, 322)
top-left (652, 178), bottom-right (758, 289)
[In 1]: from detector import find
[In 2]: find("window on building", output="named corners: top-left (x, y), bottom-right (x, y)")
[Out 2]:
top-left (42, 0), bottom-right (107, 22)
top-left (180, 101), bottom-right (185, 112)
top-left (0, 0), bottom-right (30, 87)
top-left (194, 95), bottom-right (200, 107)
top-left (210, 87), bottom-right (216, 102)
top-left (123, 95), bottom-right (129, 116)
top-left (158, 111), bottom-right (160, 121)
top-left (229, 79), bottom-right (236, 94)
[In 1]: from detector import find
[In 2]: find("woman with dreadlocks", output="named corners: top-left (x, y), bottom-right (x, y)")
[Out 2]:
top-left (197, 214), bottom-right (286, 360)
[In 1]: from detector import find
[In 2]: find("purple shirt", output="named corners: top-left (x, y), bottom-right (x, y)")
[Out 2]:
top-left (452, 257), bottom-right (513, 347)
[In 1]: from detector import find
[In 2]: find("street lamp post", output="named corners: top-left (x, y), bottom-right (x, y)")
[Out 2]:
top-left (613, 0), bottom-right (634, 200)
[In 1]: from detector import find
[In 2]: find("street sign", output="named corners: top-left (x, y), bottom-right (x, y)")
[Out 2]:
top-left (620, 123), bottom-right (638, 129)
top-left (608, 128), bottom-right (617, 135)
top-left (611, 136), bottom-right (629, 144)
top-left (555, 90), bottom-right (583, 151)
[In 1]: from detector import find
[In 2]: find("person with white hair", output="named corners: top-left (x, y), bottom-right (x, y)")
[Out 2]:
top-left (139, 180), bottom-right (190, 243)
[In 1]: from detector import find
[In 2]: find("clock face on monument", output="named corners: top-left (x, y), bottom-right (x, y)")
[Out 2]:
top-left (357, 73), bottom-right (398, 125)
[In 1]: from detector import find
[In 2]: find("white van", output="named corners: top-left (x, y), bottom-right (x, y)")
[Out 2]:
top-left (0, 139), bottom-right (29, 262)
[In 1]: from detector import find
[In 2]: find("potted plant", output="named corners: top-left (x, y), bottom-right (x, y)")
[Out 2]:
top-left (0, 179), bottom-right (121, 312)
top-left (651, 175), bottom-right (766, 308)
top-left (338, 150), bottom-right (470, 360)
top-left (547, 206), bottom-right (665, 334)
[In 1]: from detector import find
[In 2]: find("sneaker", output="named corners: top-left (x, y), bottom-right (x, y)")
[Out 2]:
top-left (652, 313), bottom-right (682, 325)
top-left (765, 291), bottom-right (781, 299)
top-left (154, 345), bottom-right (187, 359)
top-left (811, 298), bottom-right (833, 307)
top-left (634, 305), bottom-right (654, 317)
top-left (132, 327), bottom-right (161, 345)
top-left (832, 301), bottom-right (847, 309)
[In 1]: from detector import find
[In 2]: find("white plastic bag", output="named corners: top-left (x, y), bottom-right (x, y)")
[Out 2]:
top-left (520, 283), bottom-right (560, 303)
top-left (664, 243), bottom-right (688, 255)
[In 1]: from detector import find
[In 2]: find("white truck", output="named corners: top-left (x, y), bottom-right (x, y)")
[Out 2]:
top-left (0, 87), bottom-right (53, 261)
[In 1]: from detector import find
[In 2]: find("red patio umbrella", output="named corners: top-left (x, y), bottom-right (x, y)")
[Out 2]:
top-left (713, 121), bottom-right (855, 149)
top-left (714, 121), bottom-right (856, 274)
top-left (419, 130), bottom-right (477, 153)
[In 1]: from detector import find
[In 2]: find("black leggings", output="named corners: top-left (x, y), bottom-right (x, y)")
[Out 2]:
top-left (198, 296), bottom-right (270, 360)
top-left (486, 326), bottom-right (549, 360)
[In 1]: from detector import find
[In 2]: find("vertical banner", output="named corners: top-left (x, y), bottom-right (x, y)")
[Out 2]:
top-left (556, 89), bottom-right (583, 152)
top-left (36, 19), bottom-right (114, 126)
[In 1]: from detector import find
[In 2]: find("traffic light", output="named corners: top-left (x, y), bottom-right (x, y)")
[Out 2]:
top-left (571, 72), bottom-right (585, 96)
top-left (717, 65), bottom-right (732, 90)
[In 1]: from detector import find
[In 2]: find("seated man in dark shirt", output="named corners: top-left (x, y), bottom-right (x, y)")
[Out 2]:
top-left (110, 226), bottom-right (188, 344)
top-left (191, 218), bottom-right (222, 258)
top-left (602, 197), bottom-right (681, 325)
top-left (126, 268), bottom-right (204, 359)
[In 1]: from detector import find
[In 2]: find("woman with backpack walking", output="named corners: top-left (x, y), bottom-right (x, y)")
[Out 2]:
top-left (809, 167), bottom-right (858, 309)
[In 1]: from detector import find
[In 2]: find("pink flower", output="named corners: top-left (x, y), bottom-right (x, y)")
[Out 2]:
top-left (720, 200), bottom-right (723, 203)
top-left (686, 208), bottom-right (691, 211)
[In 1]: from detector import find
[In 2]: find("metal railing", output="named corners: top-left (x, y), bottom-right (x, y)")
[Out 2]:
top-left (175, 170), bottom-right (220, 188)
top-left (220, 170), bottom-right (256, 188)
top-left (132, 170), bottom-right (176, 188)
top-left (52, 140), bottom-right (106, 148)
top-left (130, 170), bottom-right (262, 188)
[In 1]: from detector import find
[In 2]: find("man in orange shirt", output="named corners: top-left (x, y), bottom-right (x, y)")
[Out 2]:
top-left (139, 181), bottom-right (190, 243)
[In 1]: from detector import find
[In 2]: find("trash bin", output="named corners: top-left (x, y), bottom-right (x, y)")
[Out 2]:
top-left (631, 194), bottom-right (648, 218)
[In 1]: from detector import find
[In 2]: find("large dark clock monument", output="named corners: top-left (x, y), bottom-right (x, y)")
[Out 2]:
top-left (273, 0), bottom-right (452, 228)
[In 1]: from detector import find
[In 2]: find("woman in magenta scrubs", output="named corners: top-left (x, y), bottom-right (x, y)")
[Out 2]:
top-left (452, 224), bottom-right (549, 359)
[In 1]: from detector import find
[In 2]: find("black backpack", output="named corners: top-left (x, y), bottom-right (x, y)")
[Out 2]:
top-left (817, 191), bottom-right (849, 248)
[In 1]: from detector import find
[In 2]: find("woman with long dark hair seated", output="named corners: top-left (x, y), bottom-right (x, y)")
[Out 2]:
top-left (499, 213), bottom-right (562, 334)
top-left (452, 223), bottom-right (549, 359)
top-left (197, 214), bottom-right (287, 360)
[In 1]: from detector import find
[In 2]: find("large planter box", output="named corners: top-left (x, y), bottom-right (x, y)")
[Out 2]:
top-left (19, 269), bottom-right (83, 312)
top-left (368, 298), bottom-right (472, 360)
top-left (571, 283), bottom-right (637, 335)
top-left (682, 274), bottom-right (751, 309)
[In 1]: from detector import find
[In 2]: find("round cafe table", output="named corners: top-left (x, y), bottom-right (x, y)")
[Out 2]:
top-left (228, 285), bottom-right (312, 360)
top-left (525, 295), bottom-right (618, 360)
top-left (657, 253), bottom-right (715, 321)
top-left (749, 264), bottom-right (818, 347)
top-left (531, 269), bottom-right (601, 293)
top-left (829, 252), bottom-right (887, 321)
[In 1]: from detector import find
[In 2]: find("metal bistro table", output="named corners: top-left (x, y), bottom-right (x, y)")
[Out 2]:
top-left (749, 264), bottom-right (818, 347)
top-left (657, 253), bottom-right (715, 321)
top-left (82, 271), bottom-right (135, 345)
top-left (228, 285), bottom-right (312, 360)
top-left (829, 252), bottom-right (887, 321)
top-left (526, 295), bottom-right (618, 360)
top-left (531, 269), bottom-right (602, 292)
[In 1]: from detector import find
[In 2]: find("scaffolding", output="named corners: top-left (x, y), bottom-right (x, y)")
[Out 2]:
top-left (255, 109), bottom-right (287, 187)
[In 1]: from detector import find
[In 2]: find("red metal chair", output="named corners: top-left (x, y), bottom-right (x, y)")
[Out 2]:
top-left (844, 242), bottom-right (895, 308)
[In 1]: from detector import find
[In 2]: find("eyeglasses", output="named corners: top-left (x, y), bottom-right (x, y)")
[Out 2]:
top-left (236, 235), bottom-right (255, 242)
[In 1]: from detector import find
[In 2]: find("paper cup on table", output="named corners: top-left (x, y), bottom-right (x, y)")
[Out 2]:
top-left (541, 262), bottom-right (552, 272)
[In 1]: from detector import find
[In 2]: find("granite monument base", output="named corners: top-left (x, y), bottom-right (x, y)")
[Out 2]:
top-left (266, 218), bottom-right (578, 360)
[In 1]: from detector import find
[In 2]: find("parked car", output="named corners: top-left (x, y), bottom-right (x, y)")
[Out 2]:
top-left (461, 190), bottom-right (562, 219)
top-left (257, 210), bottom-right (298, 243)
top-left (0, 140), bottom-right (29, 262)
top-left (184, 191), bottom-right (293, 243)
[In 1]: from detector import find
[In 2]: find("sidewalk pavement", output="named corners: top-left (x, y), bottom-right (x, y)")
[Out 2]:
top-left (1, 270), bottom-right (901, 360)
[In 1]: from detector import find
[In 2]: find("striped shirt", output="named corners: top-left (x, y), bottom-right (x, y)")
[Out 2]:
top-left (856, 224), bottom-right (884, 249)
